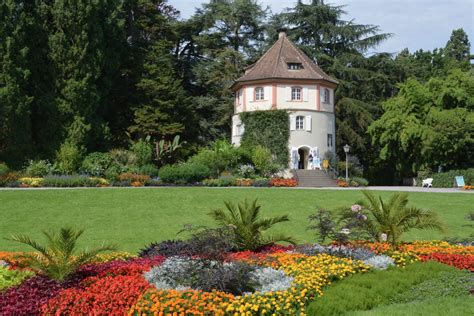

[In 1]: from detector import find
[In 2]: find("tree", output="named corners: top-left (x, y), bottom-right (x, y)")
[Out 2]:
top-left (8, 227), bottom-right (117, 281)
top-left (358, 191), bottom-right (445, 246)
top-left (208, 199), bottom-right (296, 251)
top-left (445, 28), bottom-right (470, 66)
top-left (369, 70), bottom-right (474, 178)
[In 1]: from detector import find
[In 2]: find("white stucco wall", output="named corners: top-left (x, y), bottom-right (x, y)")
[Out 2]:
top-left (234, 84), bottom-right (334, 113)
top-left (288, 110), bottom-right (336, 159)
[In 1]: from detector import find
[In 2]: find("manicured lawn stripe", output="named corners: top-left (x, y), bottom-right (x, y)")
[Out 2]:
top-left (0, 188), bottom-right (472, 252)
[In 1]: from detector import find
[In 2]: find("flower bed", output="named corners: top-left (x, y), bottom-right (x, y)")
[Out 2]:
top-left (1, 242), bottom-right (472, 315)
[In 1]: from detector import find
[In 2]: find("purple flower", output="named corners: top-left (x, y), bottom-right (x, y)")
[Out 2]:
top-left (351, 204), bottom-right (362, 212)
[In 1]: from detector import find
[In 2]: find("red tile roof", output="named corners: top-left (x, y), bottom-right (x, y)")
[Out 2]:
top-left (232, 32), bottom-right (338, 87)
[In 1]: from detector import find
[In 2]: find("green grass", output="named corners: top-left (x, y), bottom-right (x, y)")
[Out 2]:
top-left (306, 261), bottom-right (470, 316)
top-left (349, 297), bottom-right (474, 316)
top-left (0, 187), bottom-right (472, 252)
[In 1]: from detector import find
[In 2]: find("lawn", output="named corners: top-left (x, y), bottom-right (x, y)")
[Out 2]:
top-left (0, 187), bottom-right (472, 252)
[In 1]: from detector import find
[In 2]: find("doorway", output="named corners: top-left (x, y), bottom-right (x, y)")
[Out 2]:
top-left (298, 147), bottom-right (309, 169)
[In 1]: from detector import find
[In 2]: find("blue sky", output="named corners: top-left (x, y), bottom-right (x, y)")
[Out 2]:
top-left (168, 0), bottom-right (473, 54)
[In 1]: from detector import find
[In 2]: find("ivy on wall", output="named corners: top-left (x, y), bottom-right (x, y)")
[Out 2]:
top-left (240, 110), bottom-right (290, 167)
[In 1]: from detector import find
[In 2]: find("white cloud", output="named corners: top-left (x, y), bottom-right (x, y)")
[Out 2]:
top-left (169, 0), bottom-right (473, 53)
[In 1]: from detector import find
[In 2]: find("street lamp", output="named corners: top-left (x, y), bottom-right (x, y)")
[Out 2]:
top-left (343, 144), bottom-right (350, 182)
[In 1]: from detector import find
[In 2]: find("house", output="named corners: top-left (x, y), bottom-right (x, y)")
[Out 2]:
top-left (230, 30), bottom-right (338, 171)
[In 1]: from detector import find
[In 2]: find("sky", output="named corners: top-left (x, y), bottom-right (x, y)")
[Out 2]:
top-left (168, 0), bottom-right (474, 55)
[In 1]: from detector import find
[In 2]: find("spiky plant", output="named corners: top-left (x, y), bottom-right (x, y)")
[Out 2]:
top-left (360, 191), bottom-right (446, 246)
top-left (8, 227), bottom-right (117, 281)
top-left (208, 199), bottom-right (296, 251)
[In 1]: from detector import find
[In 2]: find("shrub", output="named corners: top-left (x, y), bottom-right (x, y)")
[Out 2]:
top-left (252, 178), bottom-right (270, 187)
top-left (42, 175), bottom-right (105, 187)
top-left (237, 164), bottom-right (256, 178)
top-left (109, 148), bottom-right (138, 171)
top-left (180, 226), bottom-right (237, 260)
top-left (145, 257), bottom-right (255, 295)
top-left (0, 267), bottom-right (34, 290)
top-left (18, 177), bottom-right (44, 187)
top-left (269, 178), bottom-right (297, 187)
top-left (295, 244), bottom-right (376, 261)
top-left (117, 173), bottom-right (150, 185)
top-left (139, 240), bottom-right (190, 258)
top-left (250, 267), bottom-right (293, 293)
top-left (8, 227), bottom-right (116, 281)
top-left (202, 175), bottom-right (237, 187)
top-left (251, 145), bottom-right (279, 177)
top-left (0, 162), bottom-right (9, 175)
top-left (235, 178), bottom-right (254, 186)
top-left (363, 255), bottom-right (395, 270)
top-left (208, 199), bottom-right (296, 251)
top-left (24, 159), bottom-right (53, 177)
top-left (55, 142), bottom-right (83, 174)
top-left (306, 261), bottom-right (457, 316)
top-left (431, 168), bottom-right (474, 187)
top-left (130, 138), bottom-right (154, 167)
top-left (350, 176), bottom-right (369, 187)
top-left (159, 162), bottom-right (210, 184)
top-left (138, 163), bottom-right (159, 177)
top-left (0, 172), bottom-right (22, 187)
top-left (81, 152), bottom-right (112, 177)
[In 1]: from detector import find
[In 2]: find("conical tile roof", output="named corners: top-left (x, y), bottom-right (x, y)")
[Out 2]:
top-left (233, 32), bottom-right (338, 86)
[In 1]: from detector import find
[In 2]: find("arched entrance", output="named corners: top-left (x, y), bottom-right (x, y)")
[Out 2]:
top-left (298, 147), bottom-right (309, 169)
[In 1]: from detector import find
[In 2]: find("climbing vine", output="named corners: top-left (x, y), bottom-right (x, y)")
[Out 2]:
top-left (240, 110), bottom-right (289, 167)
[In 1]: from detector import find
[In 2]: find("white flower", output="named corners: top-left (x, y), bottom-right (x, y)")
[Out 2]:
top-left (380, 233), bottom-right (387, 242)
top-left (351, 204), bottom-right (362, 212)
top-left (361, 214), bottom-right (367, 221)
top-left (340, 228), bottom-right (351, 235)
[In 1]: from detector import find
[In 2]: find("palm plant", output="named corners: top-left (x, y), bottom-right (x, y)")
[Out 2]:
top-left (360, 191), bottom-right (446, 246)
top-left (208, 199), bottom-right (296, 251)
top-left (8, 227), bottom-right (117, 281)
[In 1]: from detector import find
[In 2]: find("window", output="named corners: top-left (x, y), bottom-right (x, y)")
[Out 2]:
top-left (327, 134), bottom-right (333, 148)
top-left (296, 116), bottom-right (305, 130)
top-left (288, 63), bottom-right (303, 70)
top-left (255, 87), bottom-right (264, 101)
top-left (322, 88), bottom-right (330, 104)
top-left (291, 86), bottom-right (302, 101)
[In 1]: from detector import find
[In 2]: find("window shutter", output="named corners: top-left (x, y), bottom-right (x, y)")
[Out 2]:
top-left (264, 86), bottom-right (271, 101)
top-left (248, 88), bottom-right (254, 102)
top-left (287, 87), bottom-right (292, 101)
top-left (305, 115), bottom-right (312, 131)
top-left (303, 87), bottom-right (309, 102)
top-left (290, 115), bottom-right (296, 130)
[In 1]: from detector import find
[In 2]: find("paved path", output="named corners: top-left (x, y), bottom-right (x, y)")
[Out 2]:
top-left (0, 186), bottom-right (472, 193)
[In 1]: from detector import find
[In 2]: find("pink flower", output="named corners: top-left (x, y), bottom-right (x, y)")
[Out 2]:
top-left (351, 204), bottom-right (362, 212)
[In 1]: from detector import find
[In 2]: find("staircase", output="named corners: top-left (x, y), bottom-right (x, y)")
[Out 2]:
top-left (292, 169), bottom-right (338, 187)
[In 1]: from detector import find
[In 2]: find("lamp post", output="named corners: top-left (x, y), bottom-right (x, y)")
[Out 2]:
top-left (343, 144), bottom-right (350, 183)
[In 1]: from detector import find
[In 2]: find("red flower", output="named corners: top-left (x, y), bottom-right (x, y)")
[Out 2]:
top-left (420, 253), bottom-right (474, 271)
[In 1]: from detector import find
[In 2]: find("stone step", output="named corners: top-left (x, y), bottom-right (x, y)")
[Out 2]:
top-left (292, 169), bottom-right (338, 187)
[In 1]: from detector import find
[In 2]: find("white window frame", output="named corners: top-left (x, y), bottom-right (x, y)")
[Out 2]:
top-left (322, 88), bottom-right (330, 104)
top-left (295, 116), bottom-right (305, 130)
top-left (291, 86), bottom-right (302, 101)
top-left (327, 133), bottom-right (333, 148)
top-left (255, 87), bottom-right (264, 101)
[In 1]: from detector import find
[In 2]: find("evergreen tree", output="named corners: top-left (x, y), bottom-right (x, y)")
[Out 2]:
top-left (445, 28), bottom-right (471, 65)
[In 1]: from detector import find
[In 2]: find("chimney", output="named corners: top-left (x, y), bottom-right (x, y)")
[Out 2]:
top-left (277, 27), bottom-right (287, 39)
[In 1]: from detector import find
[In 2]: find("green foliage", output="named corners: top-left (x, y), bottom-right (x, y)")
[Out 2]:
top-left (42, 175), bottom-right (105, 188)
top-left (240, 110), bottom-right (289, 167)
top-left (306, 261), bottom-right (458, 316)
top-left (202, 176), bottom-right (237, 187)
top-left (109, 148), bottom-right (138, 173)
top-left (369, 70), bottom-right (474, 178)
top-left (80, 152), bottom-right (112, 177)
top-left (430, 168), bottom-right (474, 187)
top-left (251, 145), bottom-right (279, 177)
top-left (208, 199), bottom-right (296, 251)
top-left (350, 177), bottom-right (369, 187)
top-left (390, 270), bottom-right (472, 303)
top-left (24, 160), bottom-right (53, 177)
top-left (138, 164), bottom-right (160, 177)
top-left (0, 163), bottom-right (9, 176)
top-left (0, 266), bottom-right (34, 291)
top-left (55, 142), bottom-right (83, 175)
top-left (357, 191), bottom-right (446, 245)
top-left (159, 163), bottom-right (211, 184)
top-left (155, 135), bottom-right (185, 167)
top-left (130, 138), bottom-right (154, 167)
top-left (8, 227), bottom-right (116, 281)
